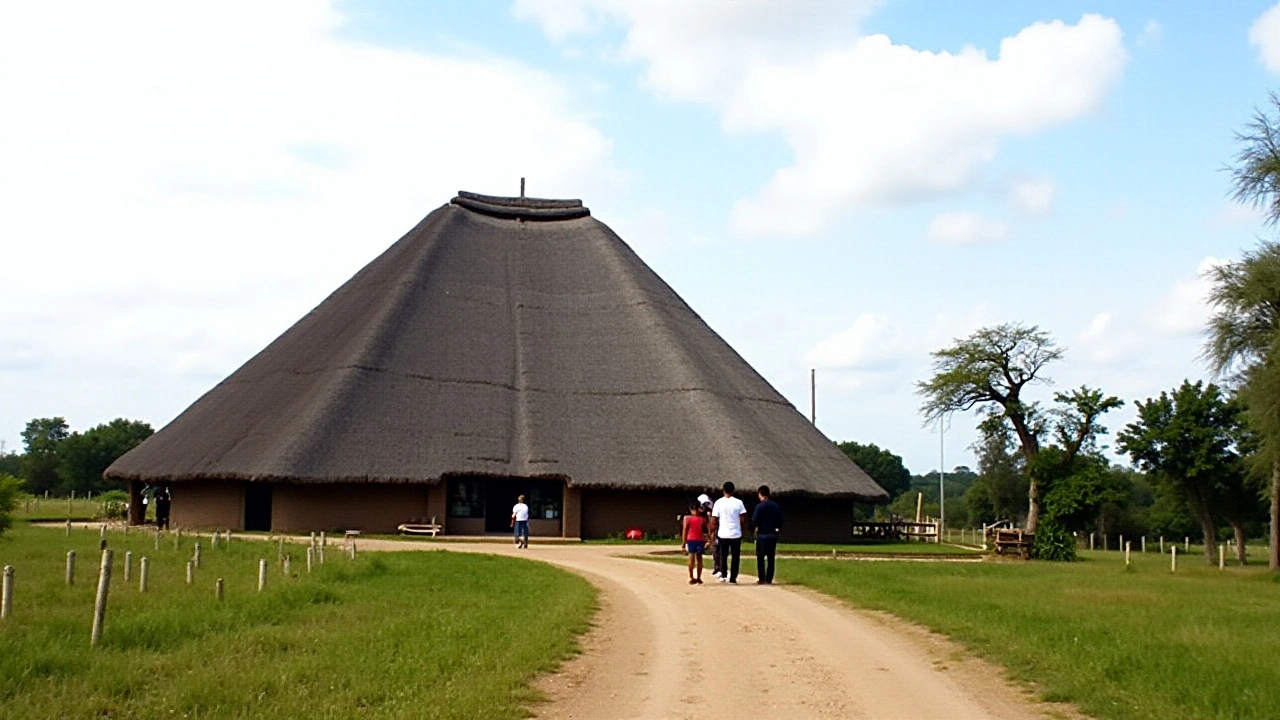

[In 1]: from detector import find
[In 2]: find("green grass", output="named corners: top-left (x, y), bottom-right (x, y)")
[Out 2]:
top-left (14, 496), bottom-right (104, 522)
top-left (0, 525), bottom-right (595, 719)
top-left (777, 541), bottom-right (980, 555)
top-left (779, 550), bottom-right (1280, 720)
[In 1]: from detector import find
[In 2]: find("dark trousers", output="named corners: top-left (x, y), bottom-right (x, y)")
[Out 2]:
top-left (717, 537), bottom-right (742, 581)
top-left (755, 534), bottom-right (778, 583)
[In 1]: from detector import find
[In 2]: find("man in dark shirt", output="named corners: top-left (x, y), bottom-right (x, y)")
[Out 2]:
top-left (751, 485), bottom-right (783, 584)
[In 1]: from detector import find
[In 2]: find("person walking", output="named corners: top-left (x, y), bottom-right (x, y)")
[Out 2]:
top-left (751, 485), bottom-right (783, 584)
top-left (681, 500), bottom-right (708, 585)
top-left (710, 482), bottom-right (747, 583)
top-left (511, 495), bottom-right (530, 548)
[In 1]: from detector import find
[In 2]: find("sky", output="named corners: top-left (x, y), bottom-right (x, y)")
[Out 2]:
top-left (3, 0), bottom-right (1280, 476)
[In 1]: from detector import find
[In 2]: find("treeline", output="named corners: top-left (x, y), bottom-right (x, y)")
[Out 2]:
top-left (839, 323), bottom-right (1271, 566)
top-left (0, 417), bottom-right (152, 496)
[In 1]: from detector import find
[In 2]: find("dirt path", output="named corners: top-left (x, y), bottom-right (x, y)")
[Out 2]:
top-left (352, 539), bottom-right (1083, 719)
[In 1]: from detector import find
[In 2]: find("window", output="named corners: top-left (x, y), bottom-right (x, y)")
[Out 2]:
top-left (447, 478), bottom-right (485, 518)
top-left (528, 480), bottom-right (562, 520)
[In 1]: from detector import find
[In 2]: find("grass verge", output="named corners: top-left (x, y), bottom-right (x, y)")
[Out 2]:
top-left (780, 550), bottom-right (1280, 720)
top-left (0, 525), bottom-right (595, 719)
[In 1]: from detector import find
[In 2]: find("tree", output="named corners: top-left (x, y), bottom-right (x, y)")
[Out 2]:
top-left (1117, 381), bottom-right (1254, 565)
top-left (1209, 93), bottom-right (1280, 571)
top-left (836, 441), bottom-right (911, 502)
top-left (57, 419), bottom-right (153, 495)
top-left (19, 417), bottom-right (68, 495)
top-left (964, 412), bottom-right (1029, 527)
top-left (0, 473), bottom-right (19, 537)
top-left (918, 324), bottom-right (1120, 537)
top-left (1203, 242), bottom-right (1280, 570)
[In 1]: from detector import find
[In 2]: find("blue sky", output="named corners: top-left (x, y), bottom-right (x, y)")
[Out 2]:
top-left (3, 0), bottom-right (1280, 476)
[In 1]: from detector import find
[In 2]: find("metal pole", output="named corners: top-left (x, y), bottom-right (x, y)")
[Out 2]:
top-left (810, 368), bottom-right (816, 425)
top-left (938, 416), bottom-right (946, 543)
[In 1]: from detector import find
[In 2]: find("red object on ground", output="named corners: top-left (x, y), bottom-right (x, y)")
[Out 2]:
top-left (625, 528), bottom-right (644, 540)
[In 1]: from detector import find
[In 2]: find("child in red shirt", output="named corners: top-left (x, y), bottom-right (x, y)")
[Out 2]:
top-left (682, 500), bottom-right (708, 585)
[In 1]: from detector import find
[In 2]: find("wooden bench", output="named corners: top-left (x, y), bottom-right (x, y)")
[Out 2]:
top-left (991, 528), bottom-right (1034, 559)
top-left (396, 517), bottom-right (443, 537)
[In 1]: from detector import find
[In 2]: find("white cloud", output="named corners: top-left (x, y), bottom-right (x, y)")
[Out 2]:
top-left (518, 3), bottom-right (1125, 237)
top-left (1009, 175), bottom-right (1056, 216)
top-left (926, 211), bottom-right (1010, 246)
top-left (1137, 19), bottom-right (1163, 48)
top-left (0, 1), bottom-right (620, 442)
top-left (1251, 3), bottom-right (1280, 75)
top-left (805, 314), bottom-right (902, 371)
top-left (1158, 256), bottom-right (1225, 335)
top-left (1212, 200), bottom-right (1266, 228)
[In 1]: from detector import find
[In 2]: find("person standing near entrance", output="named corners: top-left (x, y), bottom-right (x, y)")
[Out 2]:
top-left (511, 495), bottom-right (530, 548)
top-left (710, 482), bottom-right (747, 583)
top-left (751, 485), bottom-right (783, 584)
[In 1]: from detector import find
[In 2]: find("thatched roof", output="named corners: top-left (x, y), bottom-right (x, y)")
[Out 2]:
top-left (106, 192), bottom-right (887, 501)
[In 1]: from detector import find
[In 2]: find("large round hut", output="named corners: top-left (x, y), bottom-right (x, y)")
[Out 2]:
top-left (106, 192), bottom-right (888, 542)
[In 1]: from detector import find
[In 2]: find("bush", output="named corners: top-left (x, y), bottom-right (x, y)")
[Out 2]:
top-left (96, 489), bottom-right (130, 521)
top-left (0, 473), bottom-right (21, 537)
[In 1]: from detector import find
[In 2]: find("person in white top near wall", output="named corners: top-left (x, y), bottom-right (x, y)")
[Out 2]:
top-left (511, 495), bottom-right (530, 548)
top-left (710, 482), bottom-right (748, 583)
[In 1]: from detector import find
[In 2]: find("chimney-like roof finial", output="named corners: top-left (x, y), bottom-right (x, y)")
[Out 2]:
top-left (520, 177), bottom-right (526, 198)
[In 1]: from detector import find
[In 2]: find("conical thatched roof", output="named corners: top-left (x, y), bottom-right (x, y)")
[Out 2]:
top-left (107, 192), bottom-right (887, 501)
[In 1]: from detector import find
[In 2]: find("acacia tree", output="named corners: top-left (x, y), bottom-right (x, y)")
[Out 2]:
top-left (917, 324), bottom-right (1121, 537)
top-left (1117, 381), bottom-right (1255, 565)
top-left (1208, 93), bottom-right (1280, 571)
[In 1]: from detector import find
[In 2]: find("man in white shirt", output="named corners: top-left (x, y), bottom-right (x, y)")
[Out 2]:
top-left (709, 482), bottom-right (748, 583)
top-left (511, 495), bottom-right (530, 548)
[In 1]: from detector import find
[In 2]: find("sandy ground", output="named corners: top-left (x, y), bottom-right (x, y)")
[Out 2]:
top-left (351, 539), bottom-right (1085, 720)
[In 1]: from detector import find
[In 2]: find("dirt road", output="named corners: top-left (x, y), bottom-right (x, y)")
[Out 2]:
top-left (357, 539), bottom-right (1078, 719)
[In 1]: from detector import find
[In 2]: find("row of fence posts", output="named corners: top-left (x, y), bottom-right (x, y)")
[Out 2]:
top-left (945, 527), bottom-right (1241, 573)
top-left (0, 525), bottom-right (351, 645)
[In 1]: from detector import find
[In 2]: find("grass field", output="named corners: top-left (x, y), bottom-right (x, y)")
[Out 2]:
top-left (0, 525), bottom-right (595, 719)
top-left (777, 550), bottom-right (1280, 720)
top-left (13, 496), bottom-right (106, 522)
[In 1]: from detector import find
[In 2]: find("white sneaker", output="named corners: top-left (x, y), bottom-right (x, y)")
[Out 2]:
top-left (711, 570), bottom-right (722, 578)
top-left (718, 576), bottom-right (729, 583)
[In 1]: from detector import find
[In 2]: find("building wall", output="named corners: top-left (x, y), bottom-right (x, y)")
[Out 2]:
top-left (579, 489), bottom-right (855, 543)
top-left (562, 486), bottom-right (582, 538)
top-left (581, 489), bottom-right (689, 539)
top-left (768, 496), bottom-right (855, 543)
top-left (426, 482), bottom-right (448, 531)
top-left (272, 484), bottom-right (429, 533)
top-left (171, 481), bottom-right (244, 530)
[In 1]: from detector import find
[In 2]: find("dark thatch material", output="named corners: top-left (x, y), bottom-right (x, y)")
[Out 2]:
top-left (106, 193), bottom-right (888, 502)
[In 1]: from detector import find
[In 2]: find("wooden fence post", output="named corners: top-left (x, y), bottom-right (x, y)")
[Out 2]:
top-left (1142, 536), bottom-right (1146, 553)
top-left (2, 566), bottom-right (12, 620)
top-left (258, 559), bottom-right (267, 593)
top-left (283, 555), bottom-right (291, 576)
top-left (65, 519), bottom-right (71, 537)
top-left (1185, 537), bottom-right (1190, 552)
top-left (90, 549), bottom-right (113, 647)
top-left (277, 537), bottom-right (284, 564)
top-left (186, 561), bottom-right (194, 586)
top-left (306, 546), bottom-right (313, 573)
top-left (1171, 546), bottom-right (1178, 573)
top-left (320, 531), bottom-right (327, 548)
top-left (124, 551), bottom-right (133, 583)
top-left (1125, 541), bottom-right (1131, 567)
top-left (139, 557), bottom-right (149, 593)
top-left (1219, 544), bottom-right (1226, 570)
top-left (216, 578), bottom-right (224, 602)
top-left (193, 542), bottom-right (202, 570)
top-left (66, 550), bottom-right (76, 586)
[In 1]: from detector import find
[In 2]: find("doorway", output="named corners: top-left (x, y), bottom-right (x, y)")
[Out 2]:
top-left (485, 481), bottom-right (524, 532)
top-left (244, 482), bottom-right (272, 531)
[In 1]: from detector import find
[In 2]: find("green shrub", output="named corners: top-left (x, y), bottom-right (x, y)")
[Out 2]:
top-left (0, 474), bottom-right (20, 537)
top-left (95, 489), bottom-right (129, 520)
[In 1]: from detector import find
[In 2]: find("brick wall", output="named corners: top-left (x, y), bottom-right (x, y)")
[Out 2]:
top-left (171, 481), bottom-right (244, 530)
top-left (272, 484), bottom-right (429, 533)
